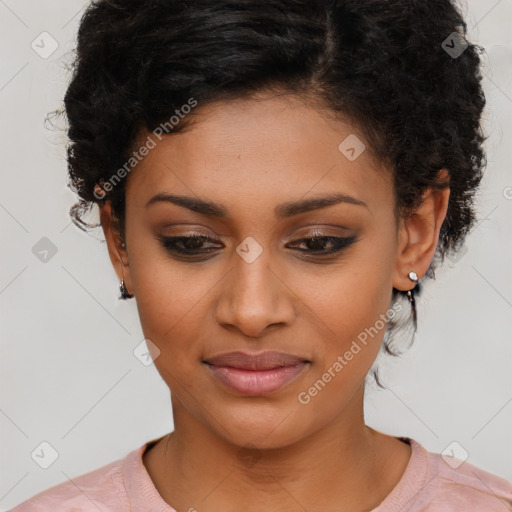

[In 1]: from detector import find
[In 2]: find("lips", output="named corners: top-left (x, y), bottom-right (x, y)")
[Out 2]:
top-left (204, 350), bottom-right (308, 370)
top-left (203, 351), bottom-right (310, 396)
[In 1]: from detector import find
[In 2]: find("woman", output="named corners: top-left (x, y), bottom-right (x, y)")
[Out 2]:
top-left (12, 0), bottom-right (512, 510)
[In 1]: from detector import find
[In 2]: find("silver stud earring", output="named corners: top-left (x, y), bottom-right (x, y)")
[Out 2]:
top-left (407, 271), bottom-right (418, 304)
top-left (119, 278), bottom-right (134, 300)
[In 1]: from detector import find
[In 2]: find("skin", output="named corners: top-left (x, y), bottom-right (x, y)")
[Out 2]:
top-left (100, 91), bottom-right (450, 512)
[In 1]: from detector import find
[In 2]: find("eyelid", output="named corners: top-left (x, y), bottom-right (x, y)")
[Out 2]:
top-left (158, 223), bottom-right (355, 241)
top-left (159, 227), bottom-right (351, 242)
top-left (286, 225), bottom-right (353, 239)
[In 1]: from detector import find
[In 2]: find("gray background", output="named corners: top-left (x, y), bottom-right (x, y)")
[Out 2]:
top-left (1, 0), bottom-right (511, 509)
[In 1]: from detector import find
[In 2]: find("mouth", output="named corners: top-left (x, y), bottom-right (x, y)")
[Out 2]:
top-left (202, 351), bottom-right (311, 396)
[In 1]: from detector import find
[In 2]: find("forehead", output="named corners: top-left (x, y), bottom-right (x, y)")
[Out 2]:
top-left (125, 94), bottom-right (394, 218)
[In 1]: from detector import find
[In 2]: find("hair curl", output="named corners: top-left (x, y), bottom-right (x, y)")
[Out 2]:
top-left (62, 0), bottom-right (486, 387)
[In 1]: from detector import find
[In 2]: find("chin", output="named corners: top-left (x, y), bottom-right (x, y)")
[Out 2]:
top-left (208, 401), bottom-right (311, 450)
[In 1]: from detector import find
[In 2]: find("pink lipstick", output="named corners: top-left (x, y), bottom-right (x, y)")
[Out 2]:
top-left (203, 351), bottom-right (310, 396)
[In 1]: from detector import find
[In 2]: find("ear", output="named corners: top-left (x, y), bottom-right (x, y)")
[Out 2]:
top-left (99, 200), bottom-right (132, 295)
top-left (393, 169), bottom-right (450, 291)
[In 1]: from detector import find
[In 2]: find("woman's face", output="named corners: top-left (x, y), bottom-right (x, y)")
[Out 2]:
top-left (103, 93), bottom-right (440, 449)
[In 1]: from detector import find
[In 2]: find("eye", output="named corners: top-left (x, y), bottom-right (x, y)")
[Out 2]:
top-left (156, 234), bottom-right (223, 256)
top-left (286, 235), bottom-right (358, 256)
top-left (155, 232), bottom-right (358, 260)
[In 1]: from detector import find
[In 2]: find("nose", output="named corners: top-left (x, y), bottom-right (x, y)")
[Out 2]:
top-left (214, 252), bottom-right (296, 338)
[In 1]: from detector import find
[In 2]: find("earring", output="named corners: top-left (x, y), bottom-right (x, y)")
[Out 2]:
top-left (119, 278), bottom-right (134, 300)
top-left (407, 271), bottom-right (418, 304)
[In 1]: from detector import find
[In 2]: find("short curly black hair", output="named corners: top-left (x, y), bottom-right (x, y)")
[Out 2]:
top-left (63, 0), bottom-right (486, 382)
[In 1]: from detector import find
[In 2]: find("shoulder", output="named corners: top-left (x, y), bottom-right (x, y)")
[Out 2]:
top-left (9, 445), bottom-right (145, 512)
top-left (407, 439), bottom-right (512, 511)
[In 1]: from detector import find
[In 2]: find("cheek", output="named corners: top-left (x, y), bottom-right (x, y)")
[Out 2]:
top-left (294, 251), bottom-right (394, 348)
top-left (127, 241), bottom-right (211, 365)
top-left (293, 241), bottom-right (395, 394)
top-left (295, 285), bottom-right (391, 426)
top-left (132, 268), bottom-right (210, 395)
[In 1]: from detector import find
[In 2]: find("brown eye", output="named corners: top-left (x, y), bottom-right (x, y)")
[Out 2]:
top-left (157, 235), bottom-right (223, 256)
top-left (287, 235), bottom-right (358, 255)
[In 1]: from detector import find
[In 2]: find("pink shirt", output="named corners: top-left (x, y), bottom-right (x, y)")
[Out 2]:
top-left (10, 437), bottom-right (512, 511)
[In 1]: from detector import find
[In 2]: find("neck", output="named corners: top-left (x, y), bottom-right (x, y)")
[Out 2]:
top-left (143, 386), bottom-right (408, 512)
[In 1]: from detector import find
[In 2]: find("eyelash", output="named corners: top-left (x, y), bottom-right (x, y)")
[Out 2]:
top-left (156, 233), bottom-right (358, 259)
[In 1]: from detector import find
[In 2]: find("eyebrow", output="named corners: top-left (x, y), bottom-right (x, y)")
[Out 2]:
top-left (145, 192), bottom-right (369, 219)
